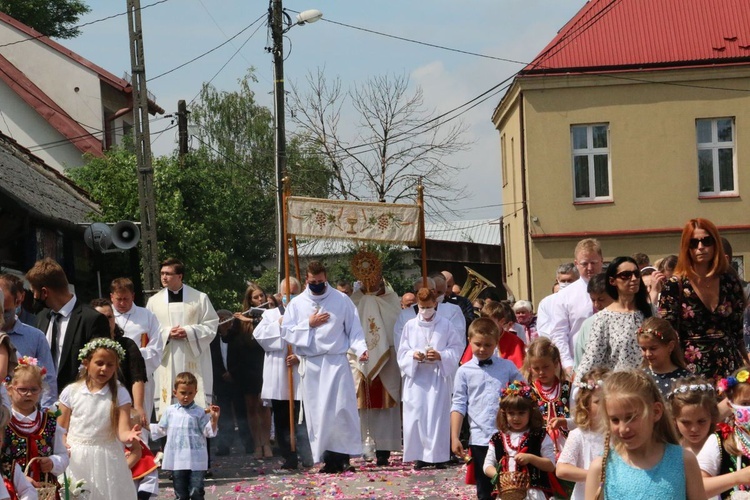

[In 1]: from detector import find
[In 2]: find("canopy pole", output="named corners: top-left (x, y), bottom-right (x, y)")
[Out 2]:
top-left (282, 177), bottom-right (296, 452)
top-left (417, 179), bottom-right (427, 288)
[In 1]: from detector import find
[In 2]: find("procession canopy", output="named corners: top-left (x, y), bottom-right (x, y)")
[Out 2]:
top-left (286, 196), bottom-right (421, 245)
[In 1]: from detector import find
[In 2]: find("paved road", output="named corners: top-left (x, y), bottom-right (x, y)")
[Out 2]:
top-left (158, 448), bottom-right (476, 499)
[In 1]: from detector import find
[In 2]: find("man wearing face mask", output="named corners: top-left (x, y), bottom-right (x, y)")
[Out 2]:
top-left (25, 258), bottom-right (109, 391)
top-left (535, 263), bottom-right (579, 339)
top-left (282, 261), bottom-right (368, 474)
top-left (0, 274), bottom-right (57, 408)
top-left (254, 277), bottom-right (313, 470)
top-left (543, 239), bottom-right (604, 377)
top-left (393, 275), bottom-right (466, 350)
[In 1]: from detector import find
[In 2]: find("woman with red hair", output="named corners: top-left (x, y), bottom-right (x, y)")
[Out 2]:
top-left (657, 218), bottom-right (746, 379)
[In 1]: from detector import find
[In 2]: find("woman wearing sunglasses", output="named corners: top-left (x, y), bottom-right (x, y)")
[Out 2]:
top-left (657, 218), bottom-right (746, 380)
top-left (577, 256), bottom-right (653, 377)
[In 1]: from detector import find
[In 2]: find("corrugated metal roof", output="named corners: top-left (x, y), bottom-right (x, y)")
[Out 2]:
top-left (0, 133), bottom-right (99, 226)
top-left (292, 218), bottom-right (501, 256)
top-left (425, 219), bottom-right (501, 245)
top-left (524, 0), bottom-right (750, 74)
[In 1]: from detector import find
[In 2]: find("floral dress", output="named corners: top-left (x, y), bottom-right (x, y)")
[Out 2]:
top-left (658, 273), bottom-right (745, 380)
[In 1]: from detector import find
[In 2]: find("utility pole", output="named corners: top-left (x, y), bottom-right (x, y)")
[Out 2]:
top-left (177, 99), bottom-right (189, 158)
top-left (270, 0), bottom-right (287, 289)
top-left (126, 0), bottom-right (160, 295)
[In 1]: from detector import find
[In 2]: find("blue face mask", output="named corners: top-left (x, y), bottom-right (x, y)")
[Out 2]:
top-left (308, 282), bottom-right (326, 295)
top-left (3, 309), bottom-right (14, 325)
top-left (14, 306), bottom-right (21, 316)
top-left (281, 294), bottom-right (297, 305)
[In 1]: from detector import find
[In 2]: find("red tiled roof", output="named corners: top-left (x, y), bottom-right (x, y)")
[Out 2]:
top-left (523, 0), bottom-right (750, 75)
top-left (0, 12), bottom-right (164, 114)
top-left (0, 53), bottom-right (103, 156)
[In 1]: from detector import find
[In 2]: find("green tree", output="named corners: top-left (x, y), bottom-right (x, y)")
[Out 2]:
top-left (0, 0), bottom-right (90, 39)
top-left (70, 72), bottom-right (333, 308)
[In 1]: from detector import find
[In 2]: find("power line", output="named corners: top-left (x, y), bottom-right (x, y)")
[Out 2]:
top-left (0, 0), bottom-right (173, 49)
top-left (148, 13), bottom-right (265, 82)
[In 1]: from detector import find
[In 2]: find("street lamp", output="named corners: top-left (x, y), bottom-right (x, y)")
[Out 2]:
top-left (269, 2), bottom-right (322, 288)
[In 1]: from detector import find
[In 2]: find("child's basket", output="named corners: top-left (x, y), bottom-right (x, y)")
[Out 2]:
top-left (23, 457), bottom-right (58, 500)
top-left (496, 470), bottom-right (529, 500)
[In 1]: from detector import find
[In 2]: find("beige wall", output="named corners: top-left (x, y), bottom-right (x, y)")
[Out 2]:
top-left (495, 67), bottom-right (750, 303)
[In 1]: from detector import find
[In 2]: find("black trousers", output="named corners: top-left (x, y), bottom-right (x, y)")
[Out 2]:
top-left (470, 444), bottom-right (493, 500)
top-left (214, 388), bottom-right (252, 452)
top-left (271, 399), bottom-right (301, 465)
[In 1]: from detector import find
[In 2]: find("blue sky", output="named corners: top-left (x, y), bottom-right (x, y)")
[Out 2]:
top-left (65, 0), bottom-right (584, 221)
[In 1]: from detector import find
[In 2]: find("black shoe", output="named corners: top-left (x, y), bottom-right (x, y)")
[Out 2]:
top-left (435, 462), bottom-right (447, 470)
top-left (280, 460), bottom-right (298, 470)
top-left (376, 456), bottom-right (389, 466)
top-left (318, 463), bottom-right (339, 474)
top-left (215, 447), bottom-right (230, 456)
top-left (205, 470), bottom-right (214, 478)
top-left (413, 460), bottom-right (425, 471)
top-left (343, 464), bottom-right (356, 473)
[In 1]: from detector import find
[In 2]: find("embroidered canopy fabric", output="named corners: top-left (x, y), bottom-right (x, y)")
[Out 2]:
top-left (286, 197), bottom-right (420, 245)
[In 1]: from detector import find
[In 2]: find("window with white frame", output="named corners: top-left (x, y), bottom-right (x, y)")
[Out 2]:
top-left (696, 118), bottom-right (737, 196)
top-left (571, 124), bottom-right (611, 202)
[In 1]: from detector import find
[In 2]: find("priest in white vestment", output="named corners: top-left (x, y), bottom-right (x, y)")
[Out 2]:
top-left (282, 261), bottom-right (368, 473)
top-left (146, 258), bottom-right (218, 419)
top-left (397, 287), bottom-right (463, 468)
top-left (110, 277), bottom-right (163, 427)
top-left (348, 276), bottom-right (402, 466)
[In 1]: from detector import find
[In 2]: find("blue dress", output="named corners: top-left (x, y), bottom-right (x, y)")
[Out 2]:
top-left (604, 443), bottom-right (685, 499)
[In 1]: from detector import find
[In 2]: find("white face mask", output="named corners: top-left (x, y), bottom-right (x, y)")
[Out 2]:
top-left (419, 307), bottom-right (436, 320)
top-left (558, 281), bottom-right (572, 290)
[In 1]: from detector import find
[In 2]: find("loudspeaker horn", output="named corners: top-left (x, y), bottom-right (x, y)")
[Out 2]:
top-left (83, 223), bottom-right (113, 252)
top-left (111, 220), bottom-right (140, 250)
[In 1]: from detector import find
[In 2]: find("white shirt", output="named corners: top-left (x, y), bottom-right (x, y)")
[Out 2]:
top-left (535, 293), bottom-right (557, 338)
top-left (46, 294), bottom-right (77, 368)
top-left (696, 433), bottom-right (722, 500)
top-left (113, 304), bottom-right (163, 375)
top-left (546, 279), bottom-right (594, 369)
top-left (393, 301), bottom-right (465, 349)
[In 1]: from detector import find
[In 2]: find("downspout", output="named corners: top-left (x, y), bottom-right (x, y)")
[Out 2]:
top-left (518, 92), bottom-right (533, 299)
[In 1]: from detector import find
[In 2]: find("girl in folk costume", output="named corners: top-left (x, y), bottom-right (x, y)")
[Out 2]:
top-left (58, 338), bottom-right (141, 499)
top-left (716, 367), bottom-right (750, 498)
top-left (483, 380), bottom-right (556, 500)
top-left (124, 412), bottom-right (159, 499)
top-left (523, 338), bottom-right (571, 457)
top-left (584, 369), bottom-right (705, 500)
top-left (636, 317), bottom-right (691, 398)
top-left (671, 376), bottom-right (750, 499)
top-left (556, 368), bottom-right (610, 500)
top-left (2, 358), bottom-right (68, 492)
top-left (0, 404), bottom-right (36, 500)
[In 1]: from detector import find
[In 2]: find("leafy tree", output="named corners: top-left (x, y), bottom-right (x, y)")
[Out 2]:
top-left (70, 72), bottom-right (333, 309)
top-left (289, 70), bottom-right (470, 218)
top-left (0, 0), bottom-right (90, 39)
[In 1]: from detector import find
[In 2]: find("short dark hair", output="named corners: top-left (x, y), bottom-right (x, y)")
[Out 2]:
top-left (587, 273), bottom-right (608, 294)
top-left (160, 258), bottom-right (185, 276)
top-left (0, 274), bottom-right (22, 296)
top-left (110, 277), bottom-right (135, 294)
top-left (468, 317), bottom-right (500, 341)
top-left (25, 258), bottom-right (69, 292)
top-left (90, 298), bottom-right (112, 309)
top-left (306, 260), bottom-right (326, 276)
top-left (631, 252), bottom-right (650, 268)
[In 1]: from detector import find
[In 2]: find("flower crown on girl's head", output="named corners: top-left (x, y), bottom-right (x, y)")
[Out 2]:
top-left (574, 379), bottom-right (603, 391)
top-left (668, 382), bottom-right (714, 399)
top-left (77, 338), bottom-right (126, 362)
top-left (17, 356), bottom-right (47, 376)
top-left (501, 380), bottom-right (537, 402)
top-left (636, 326), bottom-right (665, 340)
top-left (718, 370), bottom-right (750, 394)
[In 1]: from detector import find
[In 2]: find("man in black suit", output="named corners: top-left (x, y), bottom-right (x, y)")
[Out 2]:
top-left (25, 258), bottom-right (109, 391)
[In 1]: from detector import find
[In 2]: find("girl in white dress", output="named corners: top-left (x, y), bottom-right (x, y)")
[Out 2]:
top-left (58, 338), bottom-right (140, 499)
top-left (556, 367), bottom-right (609, 500)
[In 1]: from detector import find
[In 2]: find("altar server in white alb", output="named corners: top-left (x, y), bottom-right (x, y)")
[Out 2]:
top-left (282, 261), bottom-right (369, 474)
top-left (348, 271), bottom-right (402, 466)
top-left (147, 258), bottom-right (218, 419)
top-left (397, 287), bottom-right (463, 470)
top-left (110, 277), bottom-right (163, 426)
top-left (254, 276), bottom-right (313, 470)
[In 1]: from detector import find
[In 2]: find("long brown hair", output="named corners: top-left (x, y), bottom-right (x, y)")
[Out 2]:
top-left (574, 367), bottom-right (610, 431)
top-left (674, 218), bottom-right (728, 280)
top-left (78, 346), bottom-right (121, 435)
top-left (522, 337), bottom-right (566, 383)
top-left (636, 317), bottom-right (687, 369)
top-left (598, 369), bottom-right (679, 452)
top-left (241, 283), bottom-right (266, 334)
top-left (668, 376), bottom-right (718, 439)
top-left (496, 394), bottom-right (544, 433)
